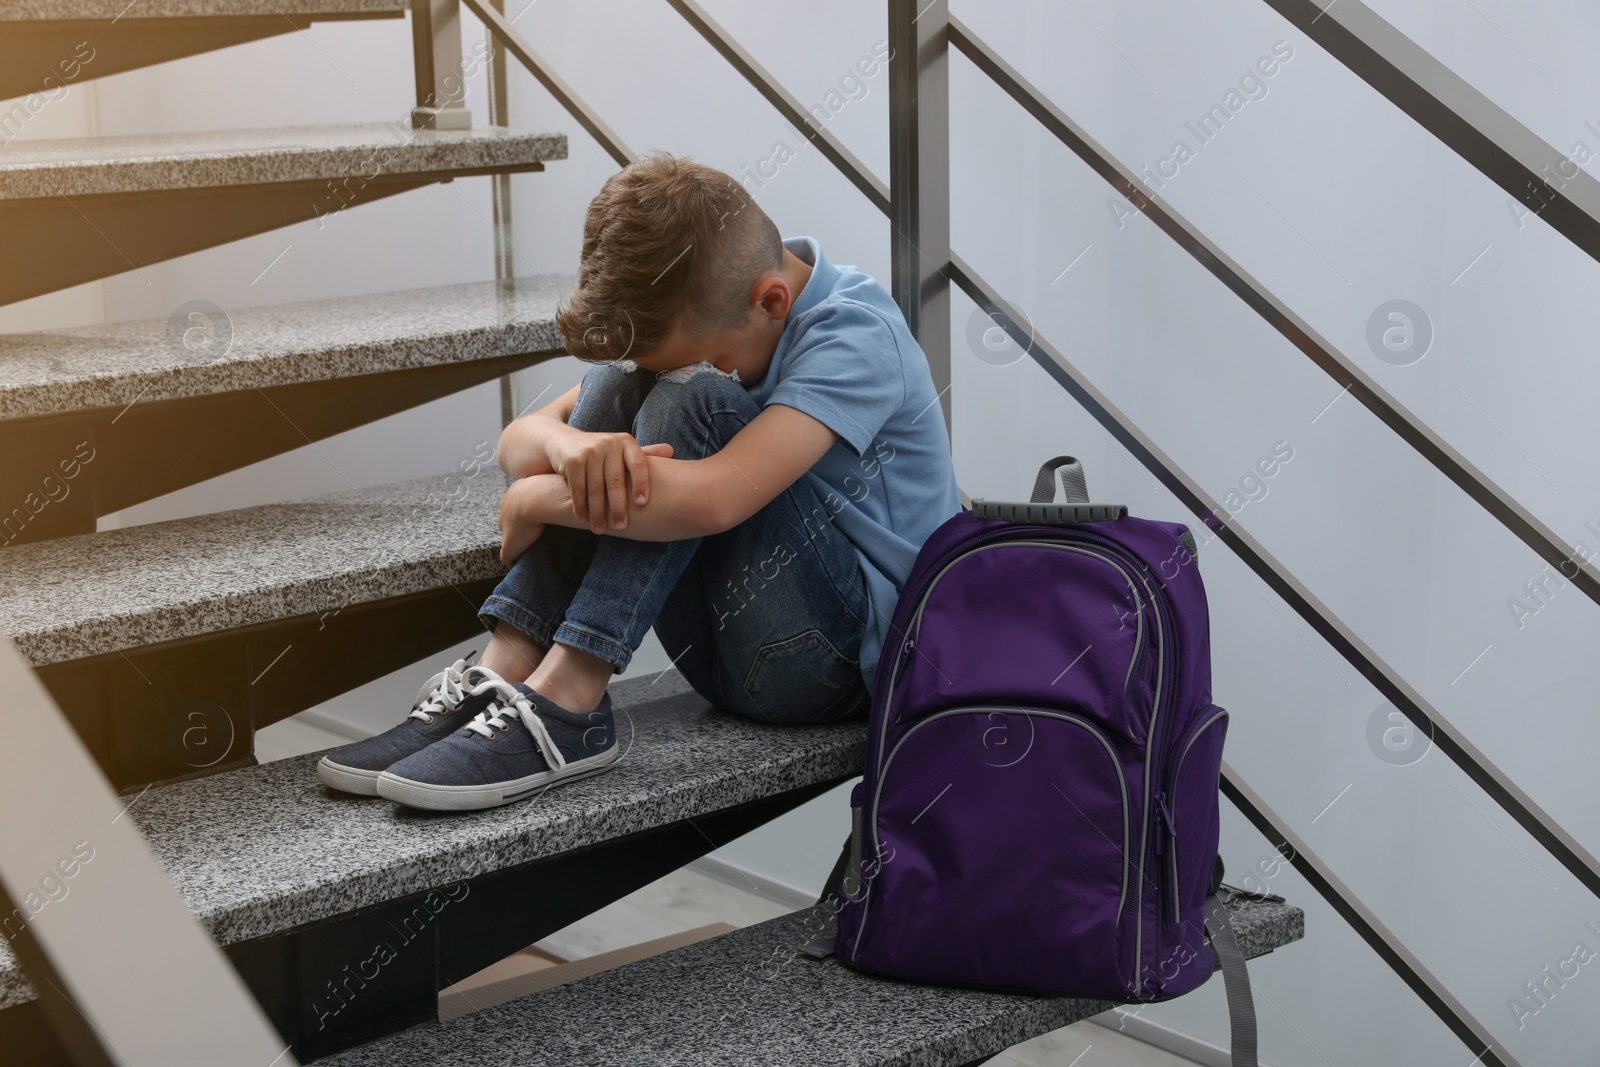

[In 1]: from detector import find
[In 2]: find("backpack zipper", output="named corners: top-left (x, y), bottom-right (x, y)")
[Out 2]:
top-left (1050, 527), bottom-right (1179, 996)
top-left (872, 537), bottom-right (1147, 777)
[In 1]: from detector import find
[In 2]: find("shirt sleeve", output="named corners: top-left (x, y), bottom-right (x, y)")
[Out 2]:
top-left (765, 300), bottom-right (908, 457)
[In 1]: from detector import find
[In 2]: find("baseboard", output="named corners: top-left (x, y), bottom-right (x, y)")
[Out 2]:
top-left (438, 924), bottom-right (736, 1021)
top-left (290, 708), bottom-right (375, 742)
top-left (687, 855), bottom-right (817, 909)
top-left (1091, 1008), bottom-right (1274, 1067)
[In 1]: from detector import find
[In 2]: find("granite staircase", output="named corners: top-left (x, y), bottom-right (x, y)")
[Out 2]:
top-left (0, 3), bottom-right (1306, 1065)
top-left (0, 279), bottom-right (571, 788)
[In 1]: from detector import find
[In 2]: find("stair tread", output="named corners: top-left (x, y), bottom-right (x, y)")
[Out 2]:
top-left (0, 471), bottom-right (508, 666)
top-left (0, 123), bottom-right (566, 200)
top-left (0, 274), bottom-right (572, 422)
top-left (0, 675), bottom-right (869, 1011)
top-left (0, 0), bottom-right (406, 17)
top-left (317, 901), bottom-right (1305, 1066)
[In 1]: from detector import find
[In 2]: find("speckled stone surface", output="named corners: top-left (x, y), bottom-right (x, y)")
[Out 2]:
top-left (0, 124), bottom-right (565, 200)
top-left (316, 900), bottom-right (1305, 1066)
top-left (0, 274), bottom-right (571, 422)
top-left (0, 0), bottom-right (405, 16)
top-left (0, 471), bottom-right (509, 666)
top-left (0, 674), bottom-right (870, 1011)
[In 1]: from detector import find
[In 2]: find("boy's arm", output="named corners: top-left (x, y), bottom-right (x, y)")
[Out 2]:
top-left (504, 404), bottom-right (838, 544)
top-left (498, 380), bottom-right (676, 532)
top-left (495, 383), bottom-right (581, 478)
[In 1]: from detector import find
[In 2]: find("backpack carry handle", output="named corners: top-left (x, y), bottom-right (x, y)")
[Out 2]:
top-left (971, 455), bottom-right (1128, 525)
top-left (1031, 455), bottom-right (1090, 505)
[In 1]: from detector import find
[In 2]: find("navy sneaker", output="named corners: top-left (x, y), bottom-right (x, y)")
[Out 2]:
top-left (375, 680), bottom-right (619, 811)
top-left (316, 655), bottom-right (505, 796)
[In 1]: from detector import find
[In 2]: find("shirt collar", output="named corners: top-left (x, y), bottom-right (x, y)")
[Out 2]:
top-left (784, 236), bottom-right (836, 321)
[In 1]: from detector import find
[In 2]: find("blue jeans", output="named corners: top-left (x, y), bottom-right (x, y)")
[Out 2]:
top-left (479, 361), bottom-right (872, 724)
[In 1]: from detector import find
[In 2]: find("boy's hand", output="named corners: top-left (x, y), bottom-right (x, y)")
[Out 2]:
top-left (498, 478), bottom-right (548, 566)
top-left (545, 425), bottom-right (674, 534)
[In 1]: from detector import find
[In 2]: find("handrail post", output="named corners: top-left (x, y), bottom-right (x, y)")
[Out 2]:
top-left (888, 0), bottom-right (952, 439)
top-left (484, 0), bottom-right (516, 427)
top-left (411, 0), bottom-right (473, 129)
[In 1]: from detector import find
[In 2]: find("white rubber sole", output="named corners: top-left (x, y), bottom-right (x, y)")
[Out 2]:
top-left (374, 746), bottom-right (622, 811)
top-left (316, 757), bottom-right (384, 796)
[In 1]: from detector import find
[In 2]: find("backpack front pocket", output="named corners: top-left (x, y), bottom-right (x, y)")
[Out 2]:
top-left (853, 707), bottom-right (1136, 997)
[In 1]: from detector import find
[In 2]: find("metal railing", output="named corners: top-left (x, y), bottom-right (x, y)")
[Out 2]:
top-left (1264, 0), bottom-right (1600, 265)
top-left (414, 2), bottom-right (1600, 1064)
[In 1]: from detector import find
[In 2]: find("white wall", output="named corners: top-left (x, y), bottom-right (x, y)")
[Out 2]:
top-left (7, 2), bottom-right (1598, 1062)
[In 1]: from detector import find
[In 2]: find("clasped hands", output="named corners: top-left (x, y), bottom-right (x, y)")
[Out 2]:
top-left (497, 425), bottom-right (675, 566)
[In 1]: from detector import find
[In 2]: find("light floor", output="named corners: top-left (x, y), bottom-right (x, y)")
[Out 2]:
top-left (257, 715), bottom-right (1200, 1067)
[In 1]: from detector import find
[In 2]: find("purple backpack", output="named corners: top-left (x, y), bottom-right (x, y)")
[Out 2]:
top-left (823, 457), bottom-right (1264, 1064)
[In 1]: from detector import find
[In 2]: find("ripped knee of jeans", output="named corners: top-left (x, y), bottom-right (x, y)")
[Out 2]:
top-left (656, 360), bottom-right (740, 385)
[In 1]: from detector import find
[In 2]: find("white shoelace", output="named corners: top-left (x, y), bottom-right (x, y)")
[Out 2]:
top-left (405, 656), bottom-right (481, 724)
top-left (462, 679), bottom-right (569, 773)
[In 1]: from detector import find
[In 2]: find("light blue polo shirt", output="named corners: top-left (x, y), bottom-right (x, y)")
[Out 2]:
top-left (743, 236), bottom-right (962, 692)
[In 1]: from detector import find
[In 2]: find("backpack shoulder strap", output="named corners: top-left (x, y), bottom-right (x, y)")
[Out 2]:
top-left (1204, 887), bottom-right (1260, 1067)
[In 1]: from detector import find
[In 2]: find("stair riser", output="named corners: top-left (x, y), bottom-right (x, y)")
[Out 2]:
top-left (0, 14), bottom-right (401, 103)
top-left (0, 165), bottom-right (543, 307)
top-left (0, 352), bottom-right (554, 546)
top-left (240, 783), bottom-right (837, 1063)
top-left (39, 578), bottom-right (498, 791)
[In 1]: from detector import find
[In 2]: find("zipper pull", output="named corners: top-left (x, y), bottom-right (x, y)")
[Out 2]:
top-left (1154, 790), bottom-right (1177, 854)
top-left (894, 638), bottom-right (916, 682)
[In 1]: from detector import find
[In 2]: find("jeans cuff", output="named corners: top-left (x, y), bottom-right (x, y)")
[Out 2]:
top-left (479, 595), bottom-right (557, 649)
top-left (551, 621), bottom-right (633, 675)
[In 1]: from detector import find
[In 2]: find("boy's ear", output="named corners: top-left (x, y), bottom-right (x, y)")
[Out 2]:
top-left (750, 270), bottom-right (792, 321)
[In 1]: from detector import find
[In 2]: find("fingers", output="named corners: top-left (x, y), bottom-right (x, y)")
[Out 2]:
top-left (624, 439), bottom-right (651, 509)
top-left (500, 521), bottom-right (544, 566)
top-left (498, 492), bottom-right (517, 566)
top-left (587, 453), bottom-right (608, 535)
top-left (605, 451), bottom-right (631, 530)
top-left (562, 433), bottom-right (673, 532)
top-left (566, 453), bottom-right (588, 524)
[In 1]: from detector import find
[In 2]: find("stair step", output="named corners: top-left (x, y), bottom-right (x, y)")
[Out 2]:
top-left (3, 470), bottom-right (529, 788)
top-left (0, 0), bottom-right (405, 16)
top-left (317, 900), bottom-right (1306, 1066)
top-left (0, 276), bottom-right (571, 543)
top-left (0, 124), bottom-right (565, 306)
top-left (0, 674), bottom-right (868, 1015)
top-left (0, 123), bottom-right (564, 201)
top-left (0, 470), bottom-right (506, 668)
top-left (0, 274), bottom-right (572, 424)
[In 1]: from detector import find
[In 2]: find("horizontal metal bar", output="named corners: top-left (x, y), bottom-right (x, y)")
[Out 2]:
top-left (948, 253), bottom-right (1600, 905)
top-left (1262, 0), bottom-right (1600, 264)
top-left (1221, 764), bottom-right (1518, 1067)
top-left (662, 0), bottom-right (891, 214)
top-left (946, 15), bottom-right (1600, 614)
top-left (462, 0), bottom-right (637, 166)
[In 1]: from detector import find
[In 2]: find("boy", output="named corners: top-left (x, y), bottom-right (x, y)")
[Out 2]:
top-left (319, 154), bottom-right (961, 811)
